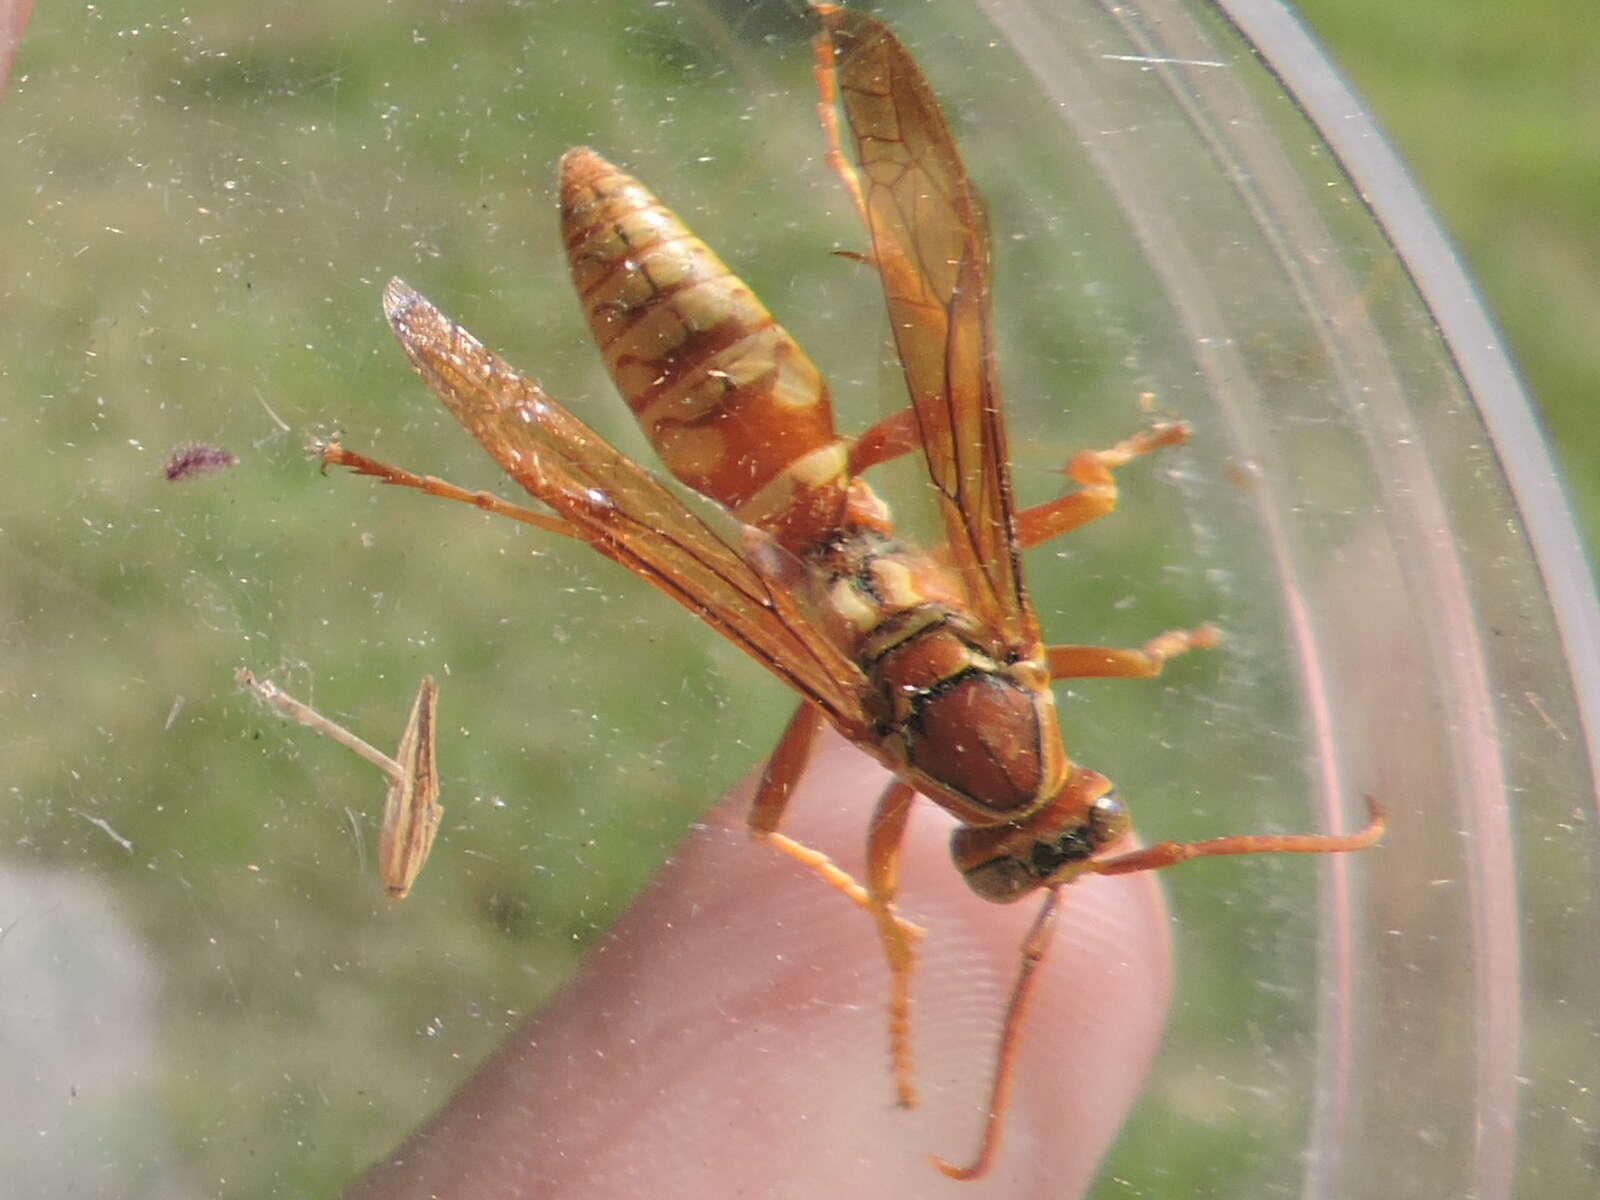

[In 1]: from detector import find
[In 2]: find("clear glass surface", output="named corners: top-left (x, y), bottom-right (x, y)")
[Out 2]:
top-left (2, 1), bottom-right (1595, 1197)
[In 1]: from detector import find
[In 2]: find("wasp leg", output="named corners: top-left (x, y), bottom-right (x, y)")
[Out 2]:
top-left (1016, 421), bottom-right (1191, 548)
top-left (747, 701), bottom-right (827, 837)
top-left (848, 408), bottom-right (923, 475)
top-left (865, 779), bottom-right (919, 1108)
top-left (812, 17), bottom-right (912, 486)
top-left (750, 703), bottom-right (924, 942)
top-left (847, 420), bottom-right (1195, 536)
top-left (319, 441), bottom-right (580, 540)
top-left (812, 11), bottom-right (872, 234)
top-left (1047, 624), bottom-right (1220, 680)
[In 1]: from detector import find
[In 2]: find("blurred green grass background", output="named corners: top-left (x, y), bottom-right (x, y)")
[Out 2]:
top-left (1300, 0), bottom-right (1600, 553)
top-left (0, 0), bottom-right (1592, 1196)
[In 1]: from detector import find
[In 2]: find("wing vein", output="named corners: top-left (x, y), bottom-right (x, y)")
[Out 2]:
top-left (383, 279), bottom-right (870, 735)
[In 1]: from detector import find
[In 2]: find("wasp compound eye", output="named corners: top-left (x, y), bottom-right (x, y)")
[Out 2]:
top-left (1087, 789), bottom-right (1129, 848)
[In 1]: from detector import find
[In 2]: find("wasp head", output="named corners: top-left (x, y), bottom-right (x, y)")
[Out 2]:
top-left (949, 768), bottom-right (1129, 903)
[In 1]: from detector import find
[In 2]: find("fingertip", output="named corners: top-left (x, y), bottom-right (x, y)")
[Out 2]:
top-left (349, 730), bottom-right (1172, 1198)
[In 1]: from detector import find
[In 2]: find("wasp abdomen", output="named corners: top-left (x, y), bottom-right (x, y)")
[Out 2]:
top-left (560, 148), bottom-right (847, 528)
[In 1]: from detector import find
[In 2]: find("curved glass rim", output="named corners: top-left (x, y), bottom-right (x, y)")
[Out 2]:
top-left (978, 0), bottom-right (1597, 804)
top-left (976, 2), bottom-right (1597, 1196)
top-left (1206, 0), bottom-right (1600, 793)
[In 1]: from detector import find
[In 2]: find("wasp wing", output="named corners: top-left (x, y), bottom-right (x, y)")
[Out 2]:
top-left (816, 6), bottom-right (1040, 654)
top-left (383, 278), bottom-right (869, 735)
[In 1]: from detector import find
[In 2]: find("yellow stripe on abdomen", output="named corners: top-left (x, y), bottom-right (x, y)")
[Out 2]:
top-left (560, 147), bottom-right (846, 523)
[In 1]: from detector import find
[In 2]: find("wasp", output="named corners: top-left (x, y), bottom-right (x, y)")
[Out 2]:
top-left (321, 3), bottom-right (1384, 1179)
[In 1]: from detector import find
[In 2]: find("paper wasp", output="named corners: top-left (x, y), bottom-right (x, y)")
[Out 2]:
top-left (320, 3), bottom-right (1384, 1179)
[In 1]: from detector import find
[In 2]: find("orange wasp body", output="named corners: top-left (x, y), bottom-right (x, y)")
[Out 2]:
top-left (324, 4), bottom-right (1383, 1178)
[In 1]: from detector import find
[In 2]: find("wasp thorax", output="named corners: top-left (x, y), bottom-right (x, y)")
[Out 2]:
top-left (951, 787), bottom-right (1129, 904)
top-left (906, 669), bottom-right (1047, 814)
